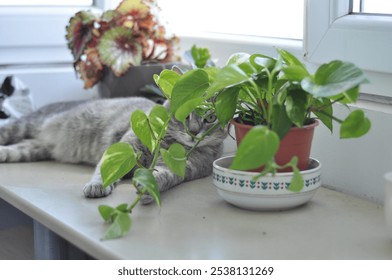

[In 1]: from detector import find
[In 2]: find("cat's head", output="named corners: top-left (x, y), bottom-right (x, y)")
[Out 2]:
top-left (164, 101), bottom-right (227, 148)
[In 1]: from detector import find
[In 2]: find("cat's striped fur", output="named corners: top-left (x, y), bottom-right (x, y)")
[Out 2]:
top-left (0, 97), bottom-right (226, 201)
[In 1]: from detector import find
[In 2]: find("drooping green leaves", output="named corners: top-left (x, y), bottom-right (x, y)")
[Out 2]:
top-left (282, 65), bottom-right (310, 82)
top-left (99, 203), bottom-right (131, 240)
top-left (230, 126), bottom-right (280, 171)
top-left (270, 104), bottom-right (292, 140)
top-left (340, 110), bottom-right (371, 139)
top-left (170, 69), bottom-right (210, 114)
top-left (100, 142), bottom-right (137, 188)
top-left (288, 165), bottom-right (304, 192)
top-left (174, 97), bottom-right (205, 122)
top-left (131, 110), bottom-right (155, 152)
top-left (160, 143), bottom-right (187, 177)
top-left (101, 210), bottom-right (131, 240)
top-left (191, 45), bottom-right (212, 68)
top-left (215, 87), bottom-right (239, 126)
top-left (98, 205), bottom-right (116, 222)
top-left (285, 89), bottom-right (308, 128)
top-left (226, 52), bottom-right (258, 75)
top-left (153, 70), bottom-right (181, 98)
top-left (301, 60), bottom-right (368, 98)
top-left (130, 105), bottom-right (169, 152)
top-left (277, 48), bottom-right (309, 74)
top-left (206, 64), bottom-right (250, 97)
top-left (132, 168), bottom-right (160, 207)
top-left (249, 54), bottom-right (276, 73)
top-left (149, 105), bottom-right (170, 139)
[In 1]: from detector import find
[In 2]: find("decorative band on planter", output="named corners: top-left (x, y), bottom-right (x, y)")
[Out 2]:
top-left (212, 156), bottom-right (322, 211)
top-left (230, 119), bottom-right (319, 172)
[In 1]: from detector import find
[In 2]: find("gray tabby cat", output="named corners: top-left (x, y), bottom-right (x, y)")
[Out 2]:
top-left (0, 97), bottom-right (227, 202)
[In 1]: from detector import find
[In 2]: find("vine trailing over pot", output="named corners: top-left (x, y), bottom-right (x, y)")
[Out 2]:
top-left (65, 0), bottom-right (179, 89)
top-left (96, 47), bottom-right (216, 240)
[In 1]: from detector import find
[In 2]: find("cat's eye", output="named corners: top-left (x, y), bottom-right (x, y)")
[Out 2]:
top-left (204, 113), bottom-right (217, 123)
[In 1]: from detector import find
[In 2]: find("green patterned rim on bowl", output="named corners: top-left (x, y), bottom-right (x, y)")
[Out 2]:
top-left (212, 156), bottom-right (322, 210)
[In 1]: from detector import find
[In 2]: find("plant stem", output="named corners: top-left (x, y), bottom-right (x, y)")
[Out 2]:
top-left (186, 122), bottom-right (221, 157)
top-left (127, 188), bottom-right (145, 213)
top-left (148, 113), bottom-right (173, 170)
top-left (316, 109), bottom-right (344, 123)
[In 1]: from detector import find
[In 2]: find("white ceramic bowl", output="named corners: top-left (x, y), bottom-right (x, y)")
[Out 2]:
top-left (212, 156), bottom-right (322, 211)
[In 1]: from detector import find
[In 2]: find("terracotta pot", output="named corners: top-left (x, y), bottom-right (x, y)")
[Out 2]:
top-left (230, 119), bottom-right (319, 172)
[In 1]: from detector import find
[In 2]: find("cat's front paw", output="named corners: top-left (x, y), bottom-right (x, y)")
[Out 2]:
top-left (83, 181), bottom-right (114, 198)
top-left (140, 193), bottom-right (154, 205)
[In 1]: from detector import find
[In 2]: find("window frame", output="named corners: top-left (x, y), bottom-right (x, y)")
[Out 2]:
top-left (304, 0), bottom-right (392, 97)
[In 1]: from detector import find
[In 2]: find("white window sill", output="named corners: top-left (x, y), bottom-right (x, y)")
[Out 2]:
top-left (0, 161), bottom-right (390, 259)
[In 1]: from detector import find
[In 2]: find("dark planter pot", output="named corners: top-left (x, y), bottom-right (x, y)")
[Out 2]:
top-left (97, 63), bottom-right (181, 103)
top-left (230, 119), bottom-right (319, 172)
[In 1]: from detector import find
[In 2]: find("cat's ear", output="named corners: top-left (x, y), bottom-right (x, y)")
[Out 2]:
top-left (0, 76), bottom-right (14, 97)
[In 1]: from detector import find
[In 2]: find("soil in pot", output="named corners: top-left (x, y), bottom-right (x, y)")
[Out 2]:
top-left (231, 119), bottom-right (319, 172)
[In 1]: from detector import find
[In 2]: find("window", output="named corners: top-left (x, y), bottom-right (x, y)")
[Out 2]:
top-left (0, 0), bottom-right (93, 5)
top-left (158, 0), bottom-right (304, 40)
top-left (0, 1), bottom-right (100, 65)
top-left (304, 0), bottom-right (392, 98)
top-left (352, 0), bottom-right (392, 14)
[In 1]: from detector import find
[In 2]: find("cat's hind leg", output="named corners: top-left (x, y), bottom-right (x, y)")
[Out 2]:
top-left (0, 140), bottom-right (51, 162)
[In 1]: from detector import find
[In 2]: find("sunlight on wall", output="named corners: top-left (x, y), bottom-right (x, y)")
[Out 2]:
top-left (158, 0), bottom-right (304, 40)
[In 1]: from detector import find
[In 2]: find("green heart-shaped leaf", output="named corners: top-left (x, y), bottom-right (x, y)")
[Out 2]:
top-left (206, 64), bottom-right (250, 97)
top-left (153, 70), bottom-right (181, 98)
top-left (288, 165), bottom-right (304, 192)
top-left (230, 126), bottom-right (280, 171)
top-left (131, 110), bottom-right (155, 152)
top-left (160, 143), bottom-right (186, 177)
top-left (100, 142), bottom-right (137, 188)
top-left (301, 61), bottom-right (368, 98)
top-left (101, 212), bottom-right (131, 240)
top-left (215, 87), bottom-right (239, 126)
top-left (132, 168), bottom-right (160, 207)
top-left (271, 104), bottom-right (292, 140)
top-left (170, 69), bottom-right (210, 113)
top-left (340, 110), bottom-right (371, 139)
top-left (98, 205), bottom-right (116, 222)
top-left (285, 89), bottom-right (308, 127)
top-left (149, 105), bottom-right (170, 139)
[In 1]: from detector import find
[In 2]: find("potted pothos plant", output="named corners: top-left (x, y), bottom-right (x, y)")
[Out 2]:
top-left (65, 0), bottom-right (179, 99)
top-left (154, 45), bottom-right (371, 189)
top-left (95, 45), bottom-right (371, 239)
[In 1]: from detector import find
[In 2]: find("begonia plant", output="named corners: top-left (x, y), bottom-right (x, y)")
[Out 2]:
top-left (65, 0), bottom-right (179, 88)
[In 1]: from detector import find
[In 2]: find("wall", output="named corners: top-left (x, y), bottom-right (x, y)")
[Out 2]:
top-left (311, 103), bottom-right (392, 203)
top-left (0, 66), bottom-right (96, 109)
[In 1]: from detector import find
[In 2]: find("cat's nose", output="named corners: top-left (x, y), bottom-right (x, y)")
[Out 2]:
top-left (188, 123), bottom-right (200, 137)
